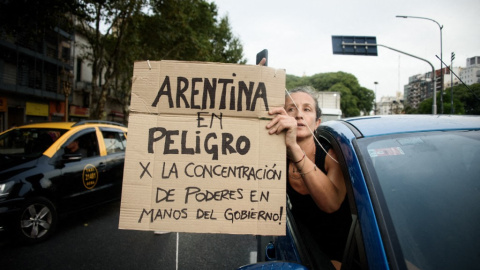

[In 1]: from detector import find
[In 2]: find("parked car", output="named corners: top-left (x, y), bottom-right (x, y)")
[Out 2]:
top-left (242, 115), bottom-right (480, 270)
top-left (0, 120), bottom-right (127, 243)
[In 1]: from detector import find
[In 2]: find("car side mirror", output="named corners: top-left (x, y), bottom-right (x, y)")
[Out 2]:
top-left (62, 153), bottom-right (83, 162)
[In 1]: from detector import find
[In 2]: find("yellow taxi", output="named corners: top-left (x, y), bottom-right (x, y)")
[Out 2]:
top-left (0, 120), bottom-right (127, 243)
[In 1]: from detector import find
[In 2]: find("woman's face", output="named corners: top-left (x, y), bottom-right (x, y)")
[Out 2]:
top-left (285, 92), bottom-right (321, 139)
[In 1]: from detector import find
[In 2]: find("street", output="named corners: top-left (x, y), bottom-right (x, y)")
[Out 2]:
top-left (0, 201), bottom-right (258, 270)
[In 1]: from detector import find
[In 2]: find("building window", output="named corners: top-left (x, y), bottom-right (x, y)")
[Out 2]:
top-left (76, 58), bottom-right (82, 82)
top-left (61, 47), bottom-right (70, 62)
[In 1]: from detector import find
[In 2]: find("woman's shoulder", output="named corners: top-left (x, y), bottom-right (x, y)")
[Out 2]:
top-left (315, 137), bottom-right (331, 157)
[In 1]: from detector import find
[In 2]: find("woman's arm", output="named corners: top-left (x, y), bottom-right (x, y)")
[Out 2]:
top-left (296, 148), bottom-right (346, 213)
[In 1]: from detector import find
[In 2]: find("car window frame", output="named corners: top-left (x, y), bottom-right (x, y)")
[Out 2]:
top-left (316, 128), bottom-right (369, 270)
top-left (99, 127), bottom-right (127, 155)
top-left (53, 127), bottom-right (99, 161)
top-left (354, 130), bottom-right (480, 270)
top-left (352, 137), bottom-right (408, 270)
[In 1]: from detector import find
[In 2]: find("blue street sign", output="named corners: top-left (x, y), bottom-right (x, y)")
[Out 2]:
top-left (332, 36), bottom-right (378, 56)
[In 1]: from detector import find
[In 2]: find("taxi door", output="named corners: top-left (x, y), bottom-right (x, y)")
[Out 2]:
top-left (98, 128), bottom-right (127, 201)
top-left (53, 128), bottom-right (108, 211)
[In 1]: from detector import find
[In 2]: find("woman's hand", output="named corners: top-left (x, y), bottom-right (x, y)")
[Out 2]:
top-left (266, 107), bottom-right (299, 152)
top-left (258, 57), bottom-right (267, 66)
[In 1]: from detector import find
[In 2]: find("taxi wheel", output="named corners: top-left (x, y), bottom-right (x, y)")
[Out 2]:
top-left (16, 197), bottom-right (58, 244)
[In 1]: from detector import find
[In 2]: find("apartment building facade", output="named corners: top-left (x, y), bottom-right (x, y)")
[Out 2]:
top-left (404, 56), bottom-right (479, 110)
top-left (0, 18), bottom-right (125, 132)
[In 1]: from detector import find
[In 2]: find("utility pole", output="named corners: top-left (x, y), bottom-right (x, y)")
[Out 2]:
top-left (451, 52), bottom-right (455, 114)
top-left (332, 36), bottom-right (437, 114)
top-left (396, 15), bottom-right (443, 113)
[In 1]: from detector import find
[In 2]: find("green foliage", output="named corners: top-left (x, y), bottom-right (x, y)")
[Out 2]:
top-left (285, 75), bottom-right (309, 90)
top-left (134, 0), bottom-right (245, 63)
top-left (286, 72), bottom-right (375, 117)
top-left (414, 83), bottom-right (480, 115)
top-left (454, 83), bottom-right (480, 115)
top-left (75, 0), bottom-right (246, 120)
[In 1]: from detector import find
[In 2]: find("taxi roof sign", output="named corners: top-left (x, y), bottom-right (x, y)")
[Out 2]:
top-left (332, 36), bottom-right (378, 56)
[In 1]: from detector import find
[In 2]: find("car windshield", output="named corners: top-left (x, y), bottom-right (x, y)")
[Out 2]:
top-left (357, 130), bottom-right (480, 270)
top-left (0, 128), bottom-right (67, 158)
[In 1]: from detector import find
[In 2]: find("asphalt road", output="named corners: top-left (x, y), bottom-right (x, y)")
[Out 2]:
top-left (0, 201), bottom-right (258, 270)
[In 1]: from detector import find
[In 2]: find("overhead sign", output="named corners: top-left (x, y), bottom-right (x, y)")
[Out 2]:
top-left (119, 60), bottom-right (287, 236)
top-left (332, 36), bottom-right (378, 56)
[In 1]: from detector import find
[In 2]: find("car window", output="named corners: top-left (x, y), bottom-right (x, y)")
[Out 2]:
top-left (63, 130), bottom-right (99, 158)
top-left (102, 130), bottom-right (126, 154)
top-left (357, 130), bottom-right (480, 270)
top-left (0, 128), bottom-right (66, 156)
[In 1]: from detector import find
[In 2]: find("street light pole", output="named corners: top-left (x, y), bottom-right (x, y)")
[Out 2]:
top-left (374, 82), bottom-right (378, 115)
top-left (396, 15), bottom-right (443, 113)
top-left (451, 52), bottom-right (455, 114)
top-left (61, 69), bottom-right (73, 122)
top-left (341, 41), bottom-right (436, 114)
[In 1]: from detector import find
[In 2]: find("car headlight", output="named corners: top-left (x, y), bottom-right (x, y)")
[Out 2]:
top-left (0, 181), bottom-right (14, 199)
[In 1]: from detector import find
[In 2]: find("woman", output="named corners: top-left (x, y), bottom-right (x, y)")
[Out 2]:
top-left (266, 87), bottom-right (351, 269)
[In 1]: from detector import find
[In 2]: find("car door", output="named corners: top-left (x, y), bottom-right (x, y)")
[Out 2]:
top-left (52, 127), bottom-right (108, 212)
top-left (316, 128), bottom-right (370, 270)
top-left (99, 127), bottom-right (127, 201)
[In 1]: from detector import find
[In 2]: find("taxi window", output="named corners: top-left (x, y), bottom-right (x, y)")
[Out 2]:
top-left (63, 131), bottom-right (99, 158)
top-left (0, 128), bottom-right (66, 156)
top-left (102, 131), bottom-right (126, 154)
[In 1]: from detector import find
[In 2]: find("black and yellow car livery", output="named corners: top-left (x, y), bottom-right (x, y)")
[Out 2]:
top-left (0, 120), bottom-right (127, 243)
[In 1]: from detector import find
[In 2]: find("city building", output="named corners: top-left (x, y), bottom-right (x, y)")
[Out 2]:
top-left (317, 91), bottom-right (342, 121)
top-left (444, 66), bottom-right (463, 88)
top-left (403, 56), bottom-right (479, 110)
top-left (0, 17), bottom-right (75, 131)
top-left (376, 93), bottom-right (404, 115)
top-left (0, 16), bottom-right (126, 132)
top-left (403, 73), bottom-right (432, 110)
top-left (459, 56), bottom-right (480, 85)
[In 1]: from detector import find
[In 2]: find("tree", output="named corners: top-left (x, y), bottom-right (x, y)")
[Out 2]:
top-left (330, 83), bottom-right (360, 117)
top-left (415, 83), bottom-right (480, 115)
top-left (76, 0), bottom-right (147, 120)
top-left (286, 74), bottom-right (309, 90)
top-left (139, 0), bottom-right (244, 63)
top-left (454, 83), bottom-right (480, 115)
top-left (355, 86), bottom-right (375, 115)
top-left (76, 0), bottom-right (245, 121)
top-left (286, 72), bottom-right (374, 117)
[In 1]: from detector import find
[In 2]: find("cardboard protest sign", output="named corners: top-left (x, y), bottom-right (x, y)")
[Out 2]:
top-left (119, 60), bottom-right (286, 235)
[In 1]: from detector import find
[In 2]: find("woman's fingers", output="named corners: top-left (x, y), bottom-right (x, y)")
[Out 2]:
top-left (258, 57), bottom-right (267, 66)
top-left (266, 107), bottom-right (285, 129)
top-left (266, 112), bottom-right (296, 135)
top-left (268, 107), bottom-right (286, 116)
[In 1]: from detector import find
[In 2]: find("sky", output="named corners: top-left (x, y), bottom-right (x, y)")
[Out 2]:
top-left (212, 0), bottom-right (480, 101)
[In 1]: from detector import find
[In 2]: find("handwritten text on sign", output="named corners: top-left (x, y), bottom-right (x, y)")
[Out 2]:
top-left (119, 61), bottom-right (286, 235)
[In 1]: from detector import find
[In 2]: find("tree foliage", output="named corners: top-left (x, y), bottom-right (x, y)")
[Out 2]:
top-left (134, 0), bottom-right (245, 63)
top-left (286, 72), bottom-right (375, 117)
top-left (76, 0), bottom-right (147, 120)
top-left (413, 83), bottom-right (480, 115)
top-left (73, 0), bottom-right (246, 121)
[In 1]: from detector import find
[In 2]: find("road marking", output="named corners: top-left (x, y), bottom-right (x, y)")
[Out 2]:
top-left (176, 232), bottom-right (179, 270)
top-left (250, 251), bottom-right (257, 264)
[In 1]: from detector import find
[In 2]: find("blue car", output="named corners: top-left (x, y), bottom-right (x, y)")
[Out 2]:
top-left (242, 115), bottom-right (480, 270)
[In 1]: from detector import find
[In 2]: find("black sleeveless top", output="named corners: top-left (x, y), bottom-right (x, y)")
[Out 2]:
top-left (287, 139), bottom-right (351, 262)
